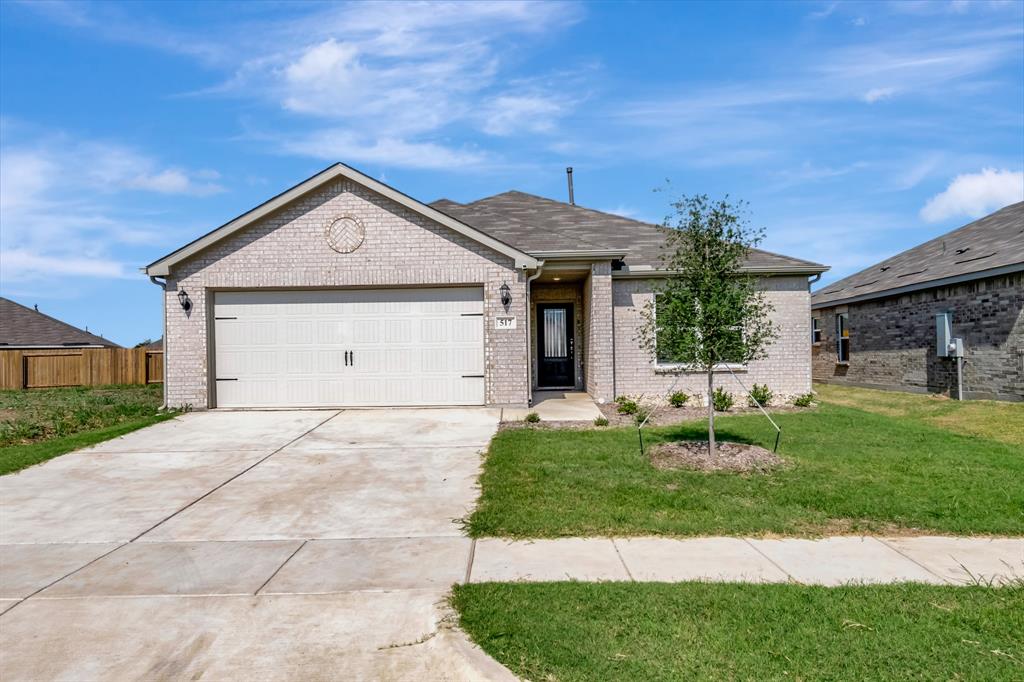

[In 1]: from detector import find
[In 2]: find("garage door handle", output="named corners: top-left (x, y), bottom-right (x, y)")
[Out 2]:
top-left (216, 378), bottom-right (238, 381)
top-left (462, 374), bottom-right (484, 378)
top-left (350, 351), bottom-right (354, 366)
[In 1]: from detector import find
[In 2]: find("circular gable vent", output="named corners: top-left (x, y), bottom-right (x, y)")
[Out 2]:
top-left (325, 215), bottom-right (366, 253)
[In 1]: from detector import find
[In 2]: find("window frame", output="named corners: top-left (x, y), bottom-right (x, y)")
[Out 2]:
top-left (811, 317), bottom-right (822, 344)
top-left (835, 312), bottom-right (850, 363)
top-left (653, 293), bottom-right (748, 372)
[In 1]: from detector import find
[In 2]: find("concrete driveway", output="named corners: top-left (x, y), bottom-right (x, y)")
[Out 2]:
top-left (0, 409), bottom-right (513, 681)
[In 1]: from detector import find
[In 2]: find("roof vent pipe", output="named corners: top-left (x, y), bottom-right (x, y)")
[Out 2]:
top-left (566, 167), bottom-right (574, 205)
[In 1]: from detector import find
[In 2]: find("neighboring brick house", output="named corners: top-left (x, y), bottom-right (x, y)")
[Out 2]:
top-left (0, 297), bottom-right (119, 349)
top-left (144, 163), bottom-right (827, 409)
top-left (811, 202), bottom-right (1024, 401)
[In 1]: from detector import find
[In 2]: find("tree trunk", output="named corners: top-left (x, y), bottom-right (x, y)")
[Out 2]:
top-left (707, 369), bottom-right (716, 457)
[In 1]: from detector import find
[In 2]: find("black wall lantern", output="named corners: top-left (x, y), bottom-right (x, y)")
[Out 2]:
top-left (177, 289), bottom-right (192, 312)
top-left (499, 282), bottom-right (512, 308)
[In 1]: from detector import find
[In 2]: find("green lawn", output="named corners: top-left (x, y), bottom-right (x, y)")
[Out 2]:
top-left (0, 384), bottom-right (174, 475)
top-left (453, 582), bottom-right (1024, 681)
top-left (470, 389), bottom-right (1024, 537)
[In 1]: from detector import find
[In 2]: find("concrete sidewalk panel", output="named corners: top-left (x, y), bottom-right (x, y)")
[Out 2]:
top-left (39, 541), bottom-right (302, 597)
top-left (262, 537), bottom-right (472, 593)
top-left (0, 543), bottom-right (119, 598)
top-left (882, 537), bottom-right (1024, 585)
top-left (748, 537), bottom-right (943, 585)
top-left (471, 538), bottom-right (630, 582)
top-left (0, 450), bottom-right (269, 544)
top-left (615, 537), bottom-right (790, 583)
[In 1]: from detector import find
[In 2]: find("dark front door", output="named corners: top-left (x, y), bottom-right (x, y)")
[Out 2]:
top-left (537, 303), bottom-right (575, 388)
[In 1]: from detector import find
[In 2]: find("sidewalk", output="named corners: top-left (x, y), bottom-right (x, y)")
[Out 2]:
top-left (467, 536), bottom-right (1023, 586)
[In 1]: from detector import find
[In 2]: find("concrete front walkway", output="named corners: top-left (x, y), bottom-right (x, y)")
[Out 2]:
top-left (468, 536), bottom-right (1023, 586)
top-left (0, 408), bottom-right (514, 682)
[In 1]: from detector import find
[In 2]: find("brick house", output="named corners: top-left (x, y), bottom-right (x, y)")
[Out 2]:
top-left (811, 202), bottom-right (1024, 401)
top-left (144, 163), bottom-right (827, 409)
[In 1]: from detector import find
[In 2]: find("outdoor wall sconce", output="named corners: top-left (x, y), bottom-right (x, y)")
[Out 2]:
top-left (177, 289), bottom-right (192, 312)
top-left (499, 282), bottom-right (512, 308)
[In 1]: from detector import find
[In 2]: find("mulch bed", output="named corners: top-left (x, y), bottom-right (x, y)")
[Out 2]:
top-left (649, 441), bottom-right (785, 473)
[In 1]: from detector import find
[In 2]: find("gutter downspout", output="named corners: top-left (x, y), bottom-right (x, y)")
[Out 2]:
top-left (148, 275), bottom-right (168, 410)
top-left (524, 262), bottom-right (545, 407)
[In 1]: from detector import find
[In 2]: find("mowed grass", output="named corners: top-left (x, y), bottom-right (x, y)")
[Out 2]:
top-left (0, 384), bottom-right (173, 475)
top-left (453, 582), bottom-right (1024, 681)
top-left (469, 389), bottom-right (1024, 537)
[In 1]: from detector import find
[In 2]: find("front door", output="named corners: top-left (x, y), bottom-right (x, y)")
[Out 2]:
top-left (537, 303), bottom-right (575, 388)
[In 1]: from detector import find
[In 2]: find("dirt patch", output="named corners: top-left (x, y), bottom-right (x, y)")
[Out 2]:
top-left (649, 441), bottom-right (785, 473)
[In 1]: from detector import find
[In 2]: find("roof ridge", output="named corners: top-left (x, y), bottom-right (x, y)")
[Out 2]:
top-left (0, 296), bottom-right (119, 347)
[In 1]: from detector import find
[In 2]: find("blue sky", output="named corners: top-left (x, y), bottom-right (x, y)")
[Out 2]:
top-left (1, 0), bottom-right (1022, 346)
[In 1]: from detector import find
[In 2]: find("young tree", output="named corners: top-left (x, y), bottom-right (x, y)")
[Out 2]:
top-left (639, 195), bottom-right (777, 456)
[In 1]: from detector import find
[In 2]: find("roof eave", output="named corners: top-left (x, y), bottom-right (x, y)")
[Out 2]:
top-left (614, 264), bottom-right (830, 279)
top-left (528, 249), bottom-right (627, 260)
top-left (144, 163), bottom-right (539, 276)
top-left (812, 262), bottom-right (1024, 309)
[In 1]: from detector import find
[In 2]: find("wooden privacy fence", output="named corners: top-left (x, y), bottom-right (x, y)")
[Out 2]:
top-left (0, 349), bottom-right (164, 390)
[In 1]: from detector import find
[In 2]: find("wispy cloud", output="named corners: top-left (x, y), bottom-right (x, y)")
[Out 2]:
top-left (0, 126), bottom-right (222, 283)
top-left (920, 168), bottom-right (1024, 222)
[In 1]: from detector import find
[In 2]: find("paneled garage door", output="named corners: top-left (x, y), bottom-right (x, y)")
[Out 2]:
top-left (213, 288), bottom-right (485, 408)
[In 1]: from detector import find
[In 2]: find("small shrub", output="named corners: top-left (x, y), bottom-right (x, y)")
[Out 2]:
top-left (793, 393), bottom-right (815, 407)
top-left (524, 412), bottom-right (540, 423)
top-left (593, 416), bottom-right (609, 427)
top-left (668, 391), bottom-right (689, 408)
top-left (633, 404), bottom-right (652, 426)
top-left (748, 384), bottom-right (773, 407)
top-left (712, 387), bottom-right (734, 412)
top-left (616, 398), bottom-right (639, 415)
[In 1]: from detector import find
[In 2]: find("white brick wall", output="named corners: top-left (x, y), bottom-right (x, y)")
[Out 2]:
top-left (164, 179), bottom-right (529, 409)
top-left (585, 262), bottom-right (615, 403)
top-left (611, 276), bottom-right (812, 403)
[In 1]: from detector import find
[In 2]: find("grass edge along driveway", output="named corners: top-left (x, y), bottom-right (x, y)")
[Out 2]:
top-left (469, 394), bottom-right (1024, 538)
top-left (452, 581), bottom-right (1024, 682)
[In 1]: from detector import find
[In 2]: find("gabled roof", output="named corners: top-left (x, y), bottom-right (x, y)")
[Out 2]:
top-left (432, 191), bottom-right (828, 274)
top-left (144, 163), bottom-right (540, 276)
top-left (812, 202), bottom-right (1024, 308)
top-left (0, 297), bottom-right (120, 348)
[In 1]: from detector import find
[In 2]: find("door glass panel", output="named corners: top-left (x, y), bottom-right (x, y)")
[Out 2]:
top-left (543, 308), bottom-right (567, 358)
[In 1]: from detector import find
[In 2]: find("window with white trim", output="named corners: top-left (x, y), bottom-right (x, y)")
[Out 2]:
top-left (836, 313), bottom-right (850, 363)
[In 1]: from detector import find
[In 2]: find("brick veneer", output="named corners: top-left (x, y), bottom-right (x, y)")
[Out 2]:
top-left (812, 272), bottom-right (1024, 401)
top-left (164, 178), bottom-right (529, 408)
top-left (585, 262), bottom-right (615, 403)
top-left (612, 276), bottom-right (813, 404)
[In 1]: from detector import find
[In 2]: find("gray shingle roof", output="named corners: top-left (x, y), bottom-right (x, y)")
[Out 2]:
top-left (431, 191), bottom-right (827, 273)
top-left (812, 202), bottom-right (1024, 307)
top-left (0, 297), bottom-right (120, 348)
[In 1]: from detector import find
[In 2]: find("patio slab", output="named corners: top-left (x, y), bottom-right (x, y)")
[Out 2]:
top-left (504, 391), bottom-right (603, 422)
top-left (615, 537), bottom-right (791, 582)
top-left (262, 537), bottom-right (472, 593)
top-left (39, 541), bottom-right (302, 597)
top-left (141, 445), bottom-right (484, 542)
top-left (0, 450), bottom-right (272, 544)
top-left (0, 543), bottom-right (120, 598)
top-left (881, 537), bottom-right (1024, 585)
top-left (748, 537), bottom-right (943, 585)
top-left (471, 538), bottom-right (630, 582)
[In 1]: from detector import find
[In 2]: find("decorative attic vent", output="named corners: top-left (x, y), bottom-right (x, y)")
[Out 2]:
top-left (897, 269), bottom-right (927, 278)
top-left (955, 251), bottom-right (996, 265)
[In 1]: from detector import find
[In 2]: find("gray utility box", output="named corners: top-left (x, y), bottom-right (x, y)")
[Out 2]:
top-left (935, 313), bottom-right (964, 358)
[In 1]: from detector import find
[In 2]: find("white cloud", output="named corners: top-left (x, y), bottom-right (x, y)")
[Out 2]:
top-left (920, 168), bottom-right (1024, 222)
top-left (482, 95), bottom-right (565, 136)
top-left (863, 86), bottom-right (897, 103)
top-left (280, 130), bottom-right (486, 169)
top-left (0, 129), bottom-right (222, 283)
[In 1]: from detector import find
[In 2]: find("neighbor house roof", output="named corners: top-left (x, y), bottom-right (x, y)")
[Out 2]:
top-left (0, 297), bottom-right (120, 349)
top-left (432, 191), bottom-right (828, 274)
top-left (812, 202), bottom-right (1024, 309)
top-left (145, 163), bottom-right (540, 276)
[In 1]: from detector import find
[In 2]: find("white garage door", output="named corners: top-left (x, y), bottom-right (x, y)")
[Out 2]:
top-left (213, 288), bottom-right (485, 408)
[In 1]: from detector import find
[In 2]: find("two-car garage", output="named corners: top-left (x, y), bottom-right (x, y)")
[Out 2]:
top-left (212, 287), bottom-right (486, 408)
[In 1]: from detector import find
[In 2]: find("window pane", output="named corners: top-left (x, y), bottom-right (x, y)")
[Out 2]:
top-left (543, 309), bottom-right (567, 358)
